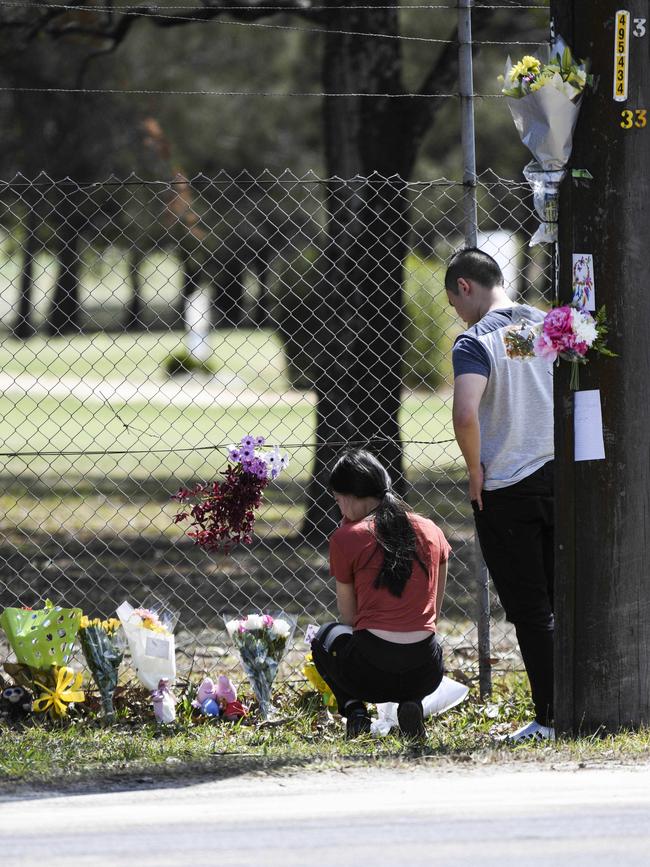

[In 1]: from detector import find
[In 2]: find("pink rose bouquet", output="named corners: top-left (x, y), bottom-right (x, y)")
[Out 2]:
top-left (504, 305), bottom-right (614, 389)
top-left (224, 613), bottom-right (295, 720)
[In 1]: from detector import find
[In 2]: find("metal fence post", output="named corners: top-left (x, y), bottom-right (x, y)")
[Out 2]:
top-left (458, 0), bottom-right (492, 699)
top-left (458, 0), bottom-right (478, 247)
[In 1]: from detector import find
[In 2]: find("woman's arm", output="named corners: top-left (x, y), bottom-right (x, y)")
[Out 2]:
top-left (336, 580), bottom-right (357, 626)
top-left (435, 560), bottom-right (448, 627)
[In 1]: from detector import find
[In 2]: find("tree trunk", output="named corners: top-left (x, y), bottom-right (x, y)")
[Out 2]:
top-left (302, 3), bottom-right (416, 541)
top-left (14, 207), bottom-right (39, 339)
top-left (47, 212), bottom-right (83, 336)
top-left (350, 180), bottom-right (409, 478)
top-left (124, 246), bottom-right (145, 331)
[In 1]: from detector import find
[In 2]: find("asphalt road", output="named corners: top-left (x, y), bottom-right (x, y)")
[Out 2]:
top-left (2, 763), bottom-right (650, 866)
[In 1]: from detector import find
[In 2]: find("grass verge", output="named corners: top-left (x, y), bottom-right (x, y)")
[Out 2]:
top-left (2, 675), bottom-right (649, 794)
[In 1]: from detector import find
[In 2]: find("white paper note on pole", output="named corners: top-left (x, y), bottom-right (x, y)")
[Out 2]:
top-left (574, 389), bottom-right (606, 461)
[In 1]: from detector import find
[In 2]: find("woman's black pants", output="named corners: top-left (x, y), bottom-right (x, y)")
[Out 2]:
top-left (311, 624), bottom-right (444, 713)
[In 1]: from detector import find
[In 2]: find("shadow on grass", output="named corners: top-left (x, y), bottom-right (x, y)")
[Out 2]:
top-left (0, 753), bottom-right (320, 802)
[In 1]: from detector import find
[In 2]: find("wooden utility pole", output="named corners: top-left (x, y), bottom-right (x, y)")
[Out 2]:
top-left (551, 1), bottom-right (650, 733)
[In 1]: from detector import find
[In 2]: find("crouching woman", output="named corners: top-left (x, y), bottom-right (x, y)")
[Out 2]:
top-left (311, 450), bottom-right (450, 739)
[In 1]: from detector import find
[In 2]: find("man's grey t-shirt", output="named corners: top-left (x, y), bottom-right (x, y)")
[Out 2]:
top-left (452, 304), bottom-right (554, 491)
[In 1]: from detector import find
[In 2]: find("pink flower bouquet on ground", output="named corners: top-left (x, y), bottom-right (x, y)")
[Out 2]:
top-left (224, 613), bottom-right (296, 720)
top-left (174, 435), bottom-right (289, 552)
top-left (504, 304), bottom-right (614, 389)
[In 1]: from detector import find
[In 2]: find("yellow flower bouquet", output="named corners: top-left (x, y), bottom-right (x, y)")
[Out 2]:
top-left (500, 48), bottom-right (587, 102)
top-left (499, 38), bottom-right (589, 245)
top-left (78, 616), bottom-right (125, 720)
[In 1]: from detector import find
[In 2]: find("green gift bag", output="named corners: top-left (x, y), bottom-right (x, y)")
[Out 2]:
top-left (0, 600), bottom-right (81, 669)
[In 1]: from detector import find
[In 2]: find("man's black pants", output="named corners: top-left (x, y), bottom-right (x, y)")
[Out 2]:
top-left (473, 461), bottom-right (554, 726)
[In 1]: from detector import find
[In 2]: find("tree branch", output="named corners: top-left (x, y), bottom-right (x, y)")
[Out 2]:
top-left (15, 0), bottom-right (325, 48)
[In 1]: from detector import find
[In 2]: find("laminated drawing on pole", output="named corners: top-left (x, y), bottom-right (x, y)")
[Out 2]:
top-left (500, 39), bottom-right (589, 245)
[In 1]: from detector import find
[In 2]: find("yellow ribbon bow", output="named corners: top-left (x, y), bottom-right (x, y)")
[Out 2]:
top-left (33, 666), bottom-right (85, 718)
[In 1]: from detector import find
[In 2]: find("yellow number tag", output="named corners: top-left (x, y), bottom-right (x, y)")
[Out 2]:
top-left (614, 10), bottom-right (630, 102)
top-left (620, 109), bottom-right (647, 128)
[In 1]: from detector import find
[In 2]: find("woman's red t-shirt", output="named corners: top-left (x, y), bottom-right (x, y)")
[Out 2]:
top-left (329, 513), bottom-right (451, 632)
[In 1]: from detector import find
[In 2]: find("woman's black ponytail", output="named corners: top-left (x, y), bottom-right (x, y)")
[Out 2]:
top-left (329, 450), bottom-right (425, 598)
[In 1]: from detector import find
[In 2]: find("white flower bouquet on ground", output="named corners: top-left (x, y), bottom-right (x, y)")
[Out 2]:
top-left (370, 676), bottom-right (470, 737)
top-left (224, 613), bottom-right (296, 720)
top-left (117, 601), bottom-right (178, 723)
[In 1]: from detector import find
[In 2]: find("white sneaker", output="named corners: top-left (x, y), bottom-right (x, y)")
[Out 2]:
top-left (502, 720), bottom-right (555, 743)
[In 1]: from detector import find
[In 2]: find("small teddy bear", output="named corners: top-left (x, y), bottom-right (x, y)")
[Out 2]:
top-left (1, 684), bottom-right (33, 723)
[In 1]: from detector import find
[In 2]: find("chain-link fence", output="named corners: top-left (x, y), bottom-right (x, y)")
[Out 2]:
top-left (0, 169), bottom-right (552, 686)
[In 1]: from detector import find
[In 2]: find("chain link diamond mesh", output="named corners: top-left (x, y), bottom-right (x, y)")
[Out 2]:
top-left (0, 169), bottom-right (552, 686)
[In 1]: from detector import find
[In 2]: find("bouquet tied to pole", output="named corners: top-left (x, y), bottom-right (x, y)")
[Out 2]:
top-left (500, 38), bottom-right (589, 245)
top-left (504, 304), bottom-right (615, 389)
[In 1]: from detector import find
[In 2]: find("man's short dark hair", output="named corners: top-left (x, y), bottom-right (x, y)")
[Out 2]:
top-left (444, 247), bottom-right (504, 293)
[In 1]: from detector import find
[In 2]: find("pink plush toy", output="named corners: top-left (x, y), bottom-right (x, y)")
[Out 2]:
top-left (192, 677), bottom-right (217, 709)
top-left (216, 675), bottom-right (237, 704)
top-left (193, 675), bottom-right (246, 720)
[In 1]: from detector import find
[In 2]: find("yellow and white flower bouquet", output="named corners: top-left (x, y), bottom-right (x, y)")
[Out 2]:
top-left (500, 39), bottom-right (589, 245)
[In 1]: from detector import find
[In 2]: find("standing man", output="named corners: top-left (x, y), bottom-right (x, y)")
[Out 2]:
top-left (445, 247), bottom-right (554, 741)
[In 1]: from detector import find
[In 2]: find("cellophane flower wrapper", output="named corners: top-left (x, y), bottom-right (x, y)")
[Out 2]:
top-left (501, 39), bottom-right (587, 245)
top-left (78, 618), bottom-right (125, 719)
top-left (151, 679), bottom-right (176, 724)
top-left (302, 652), bottom-right (337, 709)
top-left (0, 600), bottom-right (81, 676)
top-left (224, 613), bottom-right (295, 720)
top-left (116, 601), bottom-right (176, 692)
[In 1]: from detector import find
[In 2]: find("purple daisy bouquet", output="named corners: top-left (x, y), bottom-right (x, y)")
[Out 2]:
top-left (174, 435), bottom-right (289, 552)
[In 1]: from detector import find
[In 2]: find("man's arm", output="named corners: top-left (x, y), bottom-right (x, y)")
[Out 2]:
top-left (453, 372), bottom-right (488, 509)
top-left (336, 580), bottom-right (356, 626)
